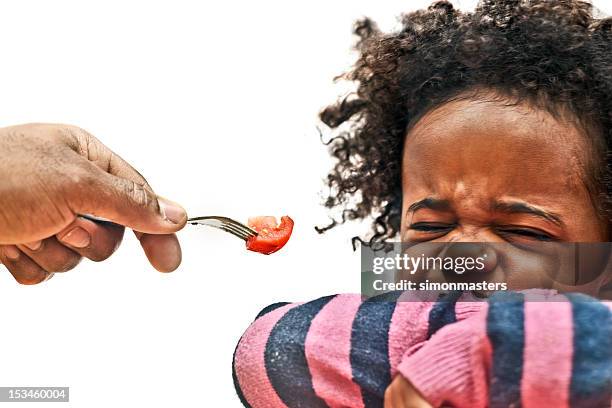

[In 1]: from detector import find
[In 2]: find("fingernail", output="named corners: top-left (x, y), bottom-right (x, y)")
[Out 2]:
top-left (3, 246), bottom-right (20, 260)
top-left (44, 272), bottom-right (55, 282)
top-left (59, 227), bottom-right (91, 248)
top-left (24, 240), bottom-right (42, 251)
top-left (158, 197), bottom-right (187, 225)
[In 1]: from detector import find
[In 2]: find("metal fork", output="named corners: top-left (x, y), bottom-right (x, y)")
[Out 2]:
top-left (188, 216), bottom-right (257, 241)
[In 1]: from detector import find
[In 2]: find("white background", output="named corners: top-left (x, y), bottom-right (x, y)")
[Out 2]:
top-left (0, 1), bottom-right (609, 407)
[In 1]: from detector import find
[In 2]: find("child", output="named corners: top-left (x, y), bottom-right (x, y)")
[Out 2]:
top-left (234, 0), bottom-right (612, 406)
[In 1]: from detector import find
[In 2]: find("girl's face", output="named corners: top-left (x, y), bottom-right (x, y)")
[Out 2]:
top-left (399, 97), bottom-right (610, 295)
top-left (400, 98), bottom-right (607, 243)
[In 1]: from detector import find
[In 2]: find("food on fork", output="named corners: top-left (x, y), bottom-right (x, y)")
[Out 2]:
top-left (246, 216), bottom-right (294, 255)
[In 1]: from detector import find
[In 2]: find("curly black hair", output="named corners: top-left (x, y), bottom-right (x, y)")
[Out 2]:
top-left (317, 0), bottom-right (612, 247)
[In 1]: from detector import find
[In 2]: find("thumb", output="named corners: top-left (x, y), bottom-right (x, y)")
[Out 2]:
top-left (68, 164), bottom-right (187, 234)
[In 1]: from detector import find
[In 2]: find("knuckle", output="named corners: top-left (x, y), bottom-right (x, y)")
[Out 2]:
top-left (88, 224), bottom-right (124, 262)
top-left (6, 264), bottom-right (48, 285)
top-left (123, 180), bottom-right (156, 209)
top-left (89, 253), bottom-right (110, 262)
top-left (57, 124), bottom-right (94, 149)
top-left (15, 274), bottom-right (47, 285)
top-left (91, 253), bottom-right (112, 262)
top-left (34, 244), bottom-right (83, 273)
top-left (53, 253), bottom-right (82, 273)
top-left (88, 244), bottom-right (117, 262)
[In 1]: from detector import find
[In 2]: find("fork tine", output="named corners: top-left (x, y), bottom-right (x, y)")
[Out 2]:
top-left (222, 220), bottom-right (256, 237)
top-left (224, 219), bottom-right (257, 237)
top-left (210, 217), bottom-right (256, 235)
top-left (190, 220), bottom-right (249, 240)
top-left (188, 216), bottom-right (257, 241)
top-left (219, 223), bottom-right (252, 240)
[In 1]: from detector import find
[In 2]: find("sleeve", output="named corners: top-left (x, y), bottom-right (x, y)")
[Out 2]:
top-left (232, 291), bottom-right (444, 408)
top-left (232, 294), bottom-right (358, 408)
top-left (232, 290), bottom-right (484, 408)
top-left (397, 292), bottom-right (612, 408)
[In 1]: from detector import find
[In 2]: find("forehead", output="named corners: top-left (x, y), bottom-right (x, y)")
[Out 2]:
top-left (402, 98), bottom-right (590, 204)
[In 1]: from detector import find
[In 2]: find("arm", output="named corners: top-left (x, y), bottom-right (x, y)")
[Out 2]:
top-left (392, 292), bottom-right (612, 408)
top-left (232, 291), bottom-right (482, 407)
top-left (234, 290), bottom-right (611, 408)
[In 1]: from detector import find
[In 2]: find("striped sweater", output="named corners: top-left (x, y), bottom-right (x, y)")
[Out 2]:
top-left (233, 290), bottom-right (612, 408)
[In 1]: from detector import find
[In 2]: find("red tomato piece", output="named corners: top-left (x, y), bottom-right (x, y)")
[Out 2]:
top-left (246, 216), bottom-right (294, 255)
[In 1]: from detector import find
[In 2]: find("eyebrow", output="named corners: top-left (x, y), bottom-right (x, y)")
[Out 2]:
top-left (407, 198), bottom-right (451, 213)
top-left (492, 201), bottom-right (564, 227)
top-left (407, 197), bottom-right (564, 227)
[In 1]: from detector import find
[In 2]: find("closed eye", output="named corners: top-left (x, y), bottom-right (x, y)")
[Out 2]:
top-left (496, 227), bottom-right (556, 241)
top-left (409, 222), bottom-right (455, 233)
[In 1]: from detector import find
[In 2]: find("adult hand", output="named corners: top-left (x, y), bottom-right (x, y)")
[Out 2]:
top-left (385, 376), bottom-right (433, 408)
top-left (0, 123), bottom-right (187, 284)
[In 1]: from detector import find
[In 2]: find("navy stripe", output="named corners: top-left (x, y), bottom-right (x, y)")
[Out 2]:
top-left (566, 294), bottom-right (612, 408)
top-left (351, 291), bottom-right (402, 408)
top-left (232, 336), bottom-right (253, 408)
top-left (487, 291), bottom-right (525, 408)
top-left (255, 302), bottom-right (290, 320)
top-left (264, 295), bottom-right (335, 408)
top-left (426, 290), bottom-right (462, 339)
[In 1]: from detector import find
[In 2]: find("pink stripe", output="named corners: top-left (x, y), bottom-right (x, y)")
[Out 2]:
top-left (389, 292), bottom-right (485, 379)
top-left (388, 299), bottom-right (435, 378)
top-left (397, 305), bottom-right (491, 408)
top-left (305, 294), bottom-right (364, 408)
top-left (521, 300), bottom-right (573, 408)
top-left (234, 304), bottom-right (299, 408)
top-left (455, 292), bottom-right (487, 321)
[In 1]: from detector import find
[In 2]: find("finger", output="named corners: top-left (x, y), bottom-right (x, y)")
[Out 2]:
top-left (384, 379), bottom-right (404, 408)
top-left (23, 240), bottom-right (43, 251)
top-left (56, 216), bottom-right (125, 262)
top-left (63, 126), bottom-right (153, 187)
top-left (61, 129), bottom-right (187, 234)
top-left (17, 237), bottom-right (82, 273)
top-left (384, 377), bottom-right (433, 408)
top-left (0, 245), bottom-right (51, 284)
top-left (134, 231), bottom-right (182, 273)
top-left (67, 158), bottom-right (186, 235)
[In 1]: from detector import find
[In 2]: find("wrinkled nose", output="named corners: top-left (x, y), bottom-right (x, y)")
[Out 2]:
top-left (442, 242), bottom-right (498, 278)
